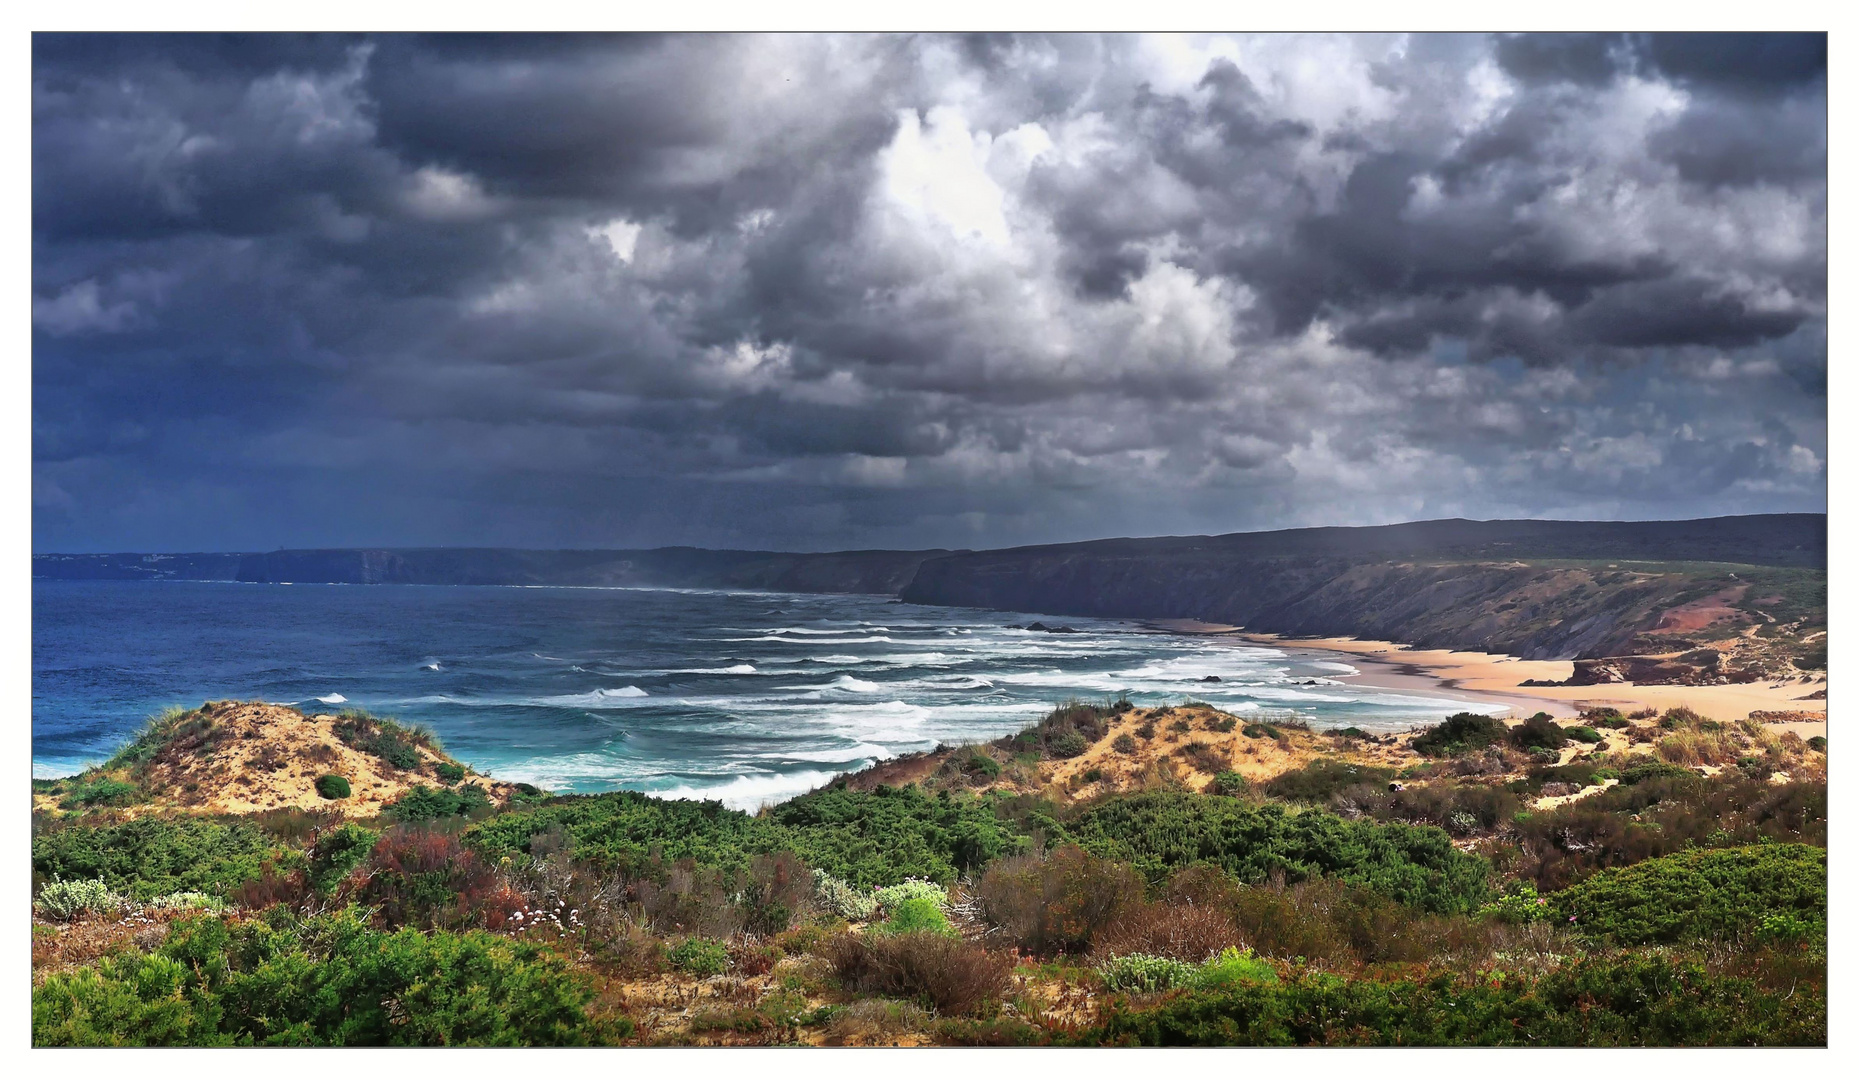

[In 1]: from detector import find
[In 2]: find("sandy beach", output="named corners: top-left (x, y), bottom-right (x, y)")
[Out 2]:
top-left (1144, 619), bottom-right (1826, 735)
top-left (1244, 631), bottom-right (1827, 736)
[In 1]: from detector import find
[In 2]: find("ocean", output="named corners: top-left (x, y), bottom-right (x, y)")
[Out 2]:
top-left (33, 580), bottom-right (1493, 809)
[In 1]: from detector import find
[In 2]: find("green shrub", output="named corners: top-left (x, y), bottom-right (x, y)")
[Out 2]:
top-left (1262, 759), bottom-right (1395, 803)
top-left (332, 712), bottom-right (425, 771)
top-left (881, 896), bottom-right (956, 936)
top-left (1081, 955), bottom-right (1824, 1046)
top-left (389, 784), bottom-right (490, 822)
top-left (308, 823), bottom-right (379, 893)
top-left (314, 775), bottom-right (350, 800)
top-left (1112, 734), bottom-right (1138, 754)
top-left (32, 910), bottom-right (610, 1046)
top-left (1511, 713), bottom-right (1568, 752)
top-left (812, 869), bottom-right (878, 920)
top-left (434, 762), bottom-right (466, 784)
top-left (58, 778), bottom-right (142, 810)
top-left (1240, 723), bottom-right (1284, 741)
top-left (1618, 759), bottom-right (1699, 785)
top-left (472, 785), bottom-right (1027, 889)
top-left (1586, 709), bottom-right (1630, 729)
top-left (1067, 792), bottom-right (1491, 914)
top-left (1411, 713), bottom-right (1506, 756)
top-left (1049, 732), bottom-right (1089, 758)
top-left (872, 877), bottom-right (948, 913)
top-left (32, 818), bottom-right (281, 900)
top-left (1193, 946), bottom-right (1276, 990)
top-left (965, 753), bottom-right (1002, 779)
top-left (1550, 844), bottom-right (1826, 945)
top-left (1208, 771), bottom-right (1249, 797)
top-left (35, 877), bottom-right (125, 921)
top-left (144, 891), bottom-right (223, 913)
top-left (1098, 953), bottom-right (1198, 994)
top-left (668, 936), bottom-right (730, 977)
top-left (1565, 726), bottom-right (1603, 744)
top-left (1474, 883), bottom-right (1551, 923)
top-left (1806, 736), bottom-right (1826, 752)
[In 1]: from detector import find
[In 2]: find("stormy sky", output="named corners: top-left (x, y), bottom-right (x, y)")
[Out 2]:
top-left (32, 32), bottom-right (1827, 554)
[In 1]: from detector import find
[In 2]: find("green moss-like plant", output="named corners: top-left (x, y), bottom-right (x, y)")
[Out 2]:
top-left (667, 936), bottom-right (730, 977)
top-left (315, 775), bottom-right (351, 800)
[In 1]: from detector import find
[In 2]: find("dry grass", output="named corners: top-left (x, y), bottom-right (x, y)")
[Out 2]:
top-left (33, 702), bottom-right (515, 817)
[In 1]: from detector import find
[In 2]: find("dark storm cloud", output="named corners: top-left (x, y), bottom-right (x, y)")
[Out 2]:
top-left (33, 33), bottom-right (1825, 553)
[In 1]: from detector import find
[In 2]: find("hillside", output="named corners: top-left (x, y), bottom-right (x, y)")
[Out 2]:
top-left (31, 691), bottom-right (1827, 1047)
top-left (902, 515), bottom-right (1826, 667)
top-left (31, 702), bottom-right (517, 817)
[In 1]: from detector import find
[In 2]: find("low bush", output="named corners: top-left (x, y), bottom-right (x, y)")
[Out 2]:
top-left (1411, 713), bottom-right (1507, 756)
top-left (1550, 844), bottom-right (1826, 945)
top-left (1564, 726), bottom-right (1603, 744)
top-left (332, 711), bottom-right (427, 771)
top-left (873, 877), bottom-right (948, 913)
top-left (58, 778), bottom-right (142, 810)
top-left (813, 870), bottom-right (878, 921)
top-left (307, 823), bottom-right (379, 893)
top-left (1049, 732), bottom-right (1089, 758)
top-left (880, 896), bottom-right (955, 936)
top-left (314, 775), bottom-right (350, 800)
top-left (1617, 759), bottom-right (1698, 785)
top-left (353, 828), bottom-right (506, 930)
top-left (825, 932), bottom-right (1012, 1016)
top-left (1208, 771), bottom-right (1249, 797)
top-left (389, 784), bottom-right (490, 822)
top-left (1092, 898), bottom-right (1245, 963)
top-left (1193, 946), bottom-right (1276, 990)
top-left (1806, 736), bottom-right (1826, 753)
top-left (1262, 759), bottom-right (1395, 803)
top-left (1067, 792), bottom-right (1492, 914)
top-left (434, 762), bottom-right (466, 784)
top-left (1097, 953), bottom-right (1198, 994)
top-left (1081, 954), bottom-right (1824, 1046)
top-left (32, 817), bottom-right (281, 901)
top-left (1510, 714), bottom-right (1567, 752)
top-left (1495, 774), bottom-right (1825, 890)
top-left (32, 909), bottom-right (611, 1046)
top-left (34, 878), bottom-right (124, 921)
top-left (667, 936), bottom-right (730, 977)
top-left (976, 845), bottom-right (1145, 955)
top-left (1112, 734), bottom-right (1138, 754)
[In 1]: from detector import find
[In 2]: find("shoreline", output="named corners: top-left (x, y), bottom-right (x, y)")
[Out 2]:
top-left (1143, 619), bottom-right (1826, 734)
top-left (1240, 631), bottom-right (1827, 734)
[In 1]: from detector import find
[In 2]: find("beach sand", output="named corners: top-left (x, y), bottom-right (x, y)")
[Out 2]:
top-left (1239, 632), bottom-right (1826, 736)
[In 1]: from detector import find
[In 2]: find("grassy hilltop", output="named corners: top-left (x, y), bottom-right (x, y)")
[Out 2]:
top-left (32, 698), bottom-right (1826, 1047)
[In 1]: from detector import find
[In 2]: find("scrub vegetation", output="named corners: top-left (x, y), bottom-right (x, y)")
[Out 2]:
top-left (31, 699), bottom-right (1825, 1046)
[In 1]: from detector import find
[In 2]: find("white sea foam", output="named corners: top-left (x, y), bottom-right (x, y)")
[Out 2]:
top-left (534, 686), bottom-right (649, 707)
top-left (316, 693), bottom-right (348, 704)
top-left (778, 741), bottom-right (892, 763)
top-left (652, 768), bottom-right (846, 812)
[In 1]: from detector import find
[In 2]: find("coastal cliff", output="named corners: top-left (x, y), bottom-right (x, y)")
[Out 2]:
top-left (900, 515), bottom-right (1826, 664)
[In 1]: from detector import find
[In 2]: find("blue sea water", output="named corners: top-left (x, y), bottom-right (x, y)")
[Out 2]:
top-left (33, 580), bottom-right (1500, 809)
